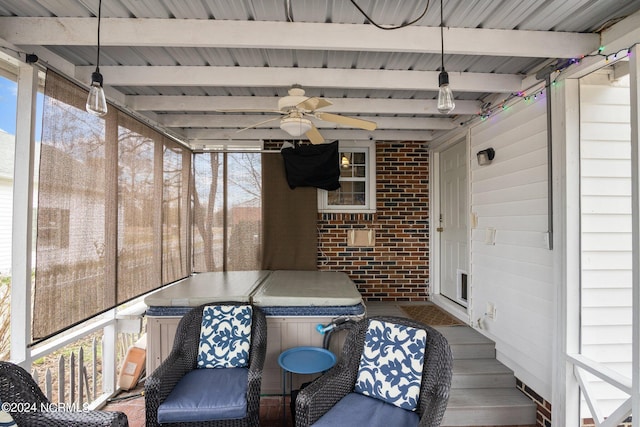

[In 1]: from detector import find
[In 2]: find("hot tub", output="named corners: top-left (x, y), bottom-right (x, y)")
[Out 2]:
top-left (144, 270), bottom-right (270, 374)
top-left (252, 270), bottom-right (365, 393)
top-left (143, 270), bottom-right (365, 393)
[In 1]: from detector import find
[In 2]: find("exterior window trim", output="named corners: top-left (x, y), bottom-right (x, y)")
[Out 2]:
top-left (317, 140), bottom-right (376, 213)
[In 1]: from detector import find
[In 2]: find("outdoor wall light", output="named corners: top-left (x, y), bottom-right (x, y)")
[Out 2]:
top-left (477, 148), bottom-right (495, 166)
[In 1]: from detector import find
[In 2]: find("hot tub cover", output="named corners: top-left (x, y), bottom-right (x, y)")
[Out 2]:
top-left (144, 270), bottom-right (270, 307)
top-left (251, 270), bottom-right (362, 307)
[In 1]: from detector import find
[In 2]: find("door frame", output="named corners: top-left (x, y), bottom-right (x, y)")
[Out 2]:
top-left (430, 134), bottom-right (471, 324)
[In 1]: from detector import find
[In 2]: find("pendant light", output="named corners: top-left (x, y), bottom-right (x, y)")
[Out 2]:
top-left (436, 0), bottom-right (455, 114)
top-left (86, 0), bottom-right (107, 117)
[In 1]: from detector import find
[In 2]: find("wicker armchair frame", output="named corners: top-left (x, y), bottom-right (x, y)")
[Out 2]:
top-left (295, 315), bottom-right (453, 427)
top-left (145, 301), bottom-right (267, 427)
top-left (0, 361), bottom-right (128, 427)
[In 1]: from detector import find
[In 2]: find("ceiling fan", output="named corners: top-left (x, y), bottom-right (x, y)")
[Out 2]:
top-left (228, 85), bottom-right (377, 144)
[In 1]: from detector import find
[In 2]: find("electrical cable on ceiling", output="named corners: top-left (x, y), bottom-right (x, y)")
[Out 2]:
top-left (349, 0), bottom-right (430, 30)
top-left (285, 0), bottom-right (294, 22)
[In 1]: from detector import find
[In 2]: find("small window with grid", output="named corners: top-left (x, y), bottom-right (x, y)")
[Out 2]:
top-left (318, 141), bottom-right (376, 213)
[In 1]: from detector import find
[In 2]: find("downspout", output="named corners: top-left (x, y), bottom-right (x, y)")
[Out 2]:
top-left (536, 63), bottom-right (557, 251)
top-left (545, 75), bottom-right (554, 250)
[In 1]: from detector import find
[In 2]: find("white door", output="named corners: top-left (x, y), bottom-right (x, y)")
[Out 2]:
top-left (439, 141), bottom-right (468, 306)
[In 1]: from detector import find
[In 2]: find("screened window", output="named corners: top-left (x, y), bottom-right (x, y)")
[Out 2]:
top-left (162, 141), bottom-right (190, 284)
top-left (192, 152), bottom-right (262, 272)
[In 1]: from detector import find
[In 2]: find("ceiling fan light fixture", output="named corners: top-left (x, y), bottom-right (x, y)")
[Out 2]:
top-left (280, 116), bottom-right (313, 137)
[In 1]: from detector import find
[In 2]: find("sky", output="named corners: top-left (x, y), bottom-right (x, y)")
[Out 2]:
top-left (0, 75), bottom-right (43, 138)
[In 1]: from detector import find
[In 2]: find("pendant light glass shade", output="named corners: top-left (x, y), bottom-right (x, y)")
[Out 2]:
top-left (86, 0), bottom-right (107, 117)
top-left (86, 71), bottom-right (107, 116)
top-left (437, 70), bottom-right (455, 114)
top-left (436, 0), bottom-right (455, 114)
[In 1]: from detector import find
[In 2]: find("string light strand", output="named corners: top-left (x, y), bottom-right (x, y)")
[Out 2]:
top-left (469, 44), bottom-right (636, 124)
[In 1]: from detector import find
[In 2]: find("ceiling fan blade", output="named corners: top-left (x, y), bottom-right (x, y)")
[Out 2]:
top-left (216, 109), bottom-right (283, 113)
top-left (236, 116), bottom-right (282, 133)
top-left (315, 112), bottom-right (377, 131)
top-left (296, 97), bottom-right (333, 111)
top-left (305, 124), bottom-right (325, 145)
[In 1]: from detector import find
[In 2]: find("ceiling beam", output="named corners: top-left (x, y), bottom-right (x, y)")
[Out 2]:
top-left (0, 17), bottom-right (599, 58)
top-left (185, 128), bottom-right (433, 142)
top-left (128, 96), bottom-right (482, 116)
top-left (159, 114), bottom-right (457, 130)
top-left (88, 66), bottom-right (522, 92)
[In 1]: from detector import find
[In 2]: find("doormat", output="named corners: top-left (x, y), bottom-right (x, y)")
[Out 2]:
top-left (400, 305), bottom-right (465, 326)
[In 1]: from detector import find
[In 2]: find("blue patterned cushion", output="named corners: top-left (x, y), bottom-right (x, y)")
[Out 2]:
top-left (354, 320), bottom-right (427, 411)
top-left (197, 305), bottom-right (253, 368)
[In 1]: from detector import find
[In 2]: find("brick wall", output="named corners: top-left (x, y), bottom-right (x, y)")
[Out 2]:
top-left (317, 141), bottom-right (430, 302)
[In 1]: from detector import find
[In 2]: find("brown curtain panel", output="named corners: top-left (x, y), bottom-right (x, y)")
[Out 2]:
top-left (261, 153), bottom-right (317, 270)
top-left (34, 72), bottom-right (190, 341)
top-left (34, 71), bottom-right (114, 340)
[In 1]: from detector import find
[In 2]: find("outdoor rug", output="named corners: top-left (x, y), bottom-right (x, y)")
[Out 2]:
top-left (400, 304), bottom-right (465, 326)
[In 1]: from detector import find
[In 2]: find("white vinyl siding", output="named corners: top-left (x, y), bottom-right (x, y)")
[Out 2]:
top-left (469, 96), bottom-right (554, 399)
top-left (579, 72), bottom-right (632, 415)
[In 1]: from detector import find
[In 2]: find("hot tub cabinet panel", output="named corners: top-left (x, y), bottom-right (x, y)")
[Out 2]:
top-left (146, 315), bottom-right (182, 374)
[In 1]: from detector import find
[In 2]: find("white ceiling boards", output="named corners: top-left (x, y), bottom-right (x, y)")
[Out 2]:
top-left (1, 0), bottom-right (639, 148)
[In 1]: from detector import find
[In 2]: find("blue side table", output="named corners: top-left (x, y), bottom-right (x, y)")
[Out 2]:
top-left (278, 346), bottom-right (336, 426)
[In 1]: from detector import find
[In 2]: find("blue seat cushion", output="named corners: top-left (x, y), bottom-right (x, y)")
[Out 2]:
top-left (311, 392), bottom-right (419, 427)
top-left (157, 368), bottom-right (248, 423)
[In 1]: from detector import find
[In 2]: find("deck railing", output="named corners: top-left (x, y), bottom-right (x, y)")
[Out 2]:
top-left (30, 330), bottom-right (143, 407)
top-left (25, 299), bottom-right (146, 409)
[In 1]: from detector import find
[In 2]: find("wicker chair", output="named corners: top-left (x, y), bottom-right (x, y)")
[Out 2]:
top-left (0, 361), bottom-right (128, 427)
top-left (295, 316), bottom-right (453, 427)
top-left (145, 302), bottom-right (267, 427)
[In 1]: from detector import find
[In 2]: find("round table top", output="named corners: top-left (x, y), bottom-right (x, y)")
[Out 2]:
top-left (278, 346), bottom-right (336, 374)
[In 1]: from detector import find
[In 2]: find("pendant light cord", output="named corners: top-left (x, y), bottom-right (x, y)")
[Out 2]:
top-left (440, 0), bottom-right (445, 72)
top-left (95, 0), bottom-right (102, 72)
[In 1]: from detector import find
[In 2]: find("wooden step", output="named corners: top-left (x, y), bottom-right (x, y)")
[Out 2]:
top-left (452, 358), bottom-right (516, 389)
top-left (442, 387), bottom-right (537, 427)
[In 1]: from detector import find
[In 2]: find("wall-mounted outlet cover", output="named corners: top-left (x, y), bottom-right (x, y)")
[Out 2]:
top-left (485, 227), bottom-right (496, 245)
top-left (486, 302), bottom-right (496, 320)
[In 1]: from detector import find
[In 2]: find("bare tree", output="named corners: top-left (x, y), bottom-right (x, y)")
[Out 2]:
top-left (192, 152), bottom-right (220, 271)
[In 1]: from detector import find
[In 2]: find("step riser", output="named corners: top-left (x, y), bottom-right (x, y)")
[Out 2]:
top-left (452, 374), bottom-right (515, 389)
top-left (442, 405), bottom-right (537, 427)
top-left (449, 343), bottom-right (495, 359)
